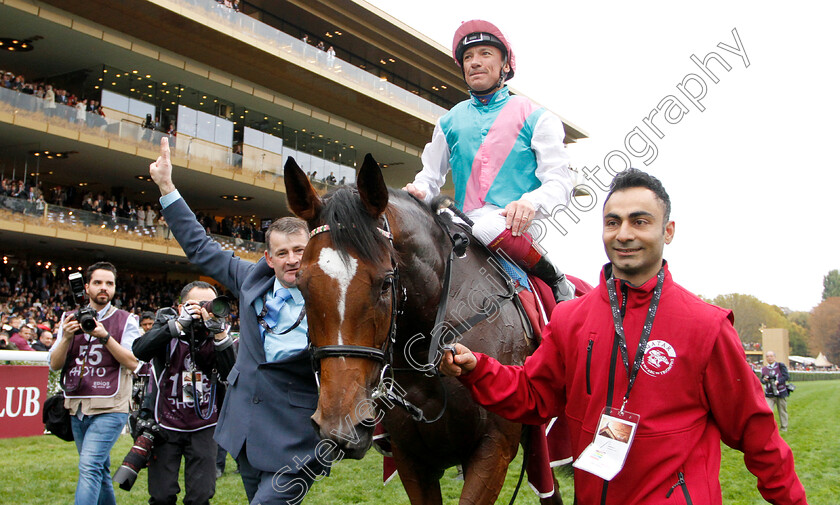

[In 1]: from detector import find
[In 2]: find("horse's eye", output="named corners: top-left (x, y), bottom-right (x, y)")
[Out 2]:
top-left (381, 276), bottom-right (393, 293)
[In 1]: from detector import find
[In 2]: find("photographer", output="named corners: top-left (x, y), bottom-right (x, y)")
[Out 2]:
top-left (49, 261), bottom-right (141, 505)
top-left (761, 350), bottom-right (791, 431)
top-left (132, 281), bottom-right (236, 505)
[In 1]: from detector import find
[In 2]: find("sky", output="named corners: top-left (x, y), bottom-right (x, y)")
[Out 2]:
top-left (366, 0), bottom-right (840, 312)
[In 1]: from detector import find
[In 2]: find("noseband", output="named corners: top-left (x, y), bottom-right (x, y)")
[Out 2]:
top-left (308, 217), bottom-right (403, 376)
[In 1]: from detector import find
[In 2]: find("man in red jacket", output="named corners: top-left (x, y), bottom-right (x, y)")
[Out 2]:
top-left (441, 168), bottom-right (807, 504)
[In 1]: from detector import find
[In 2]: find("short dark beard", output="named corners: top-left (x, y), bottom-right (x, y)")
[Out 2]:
top-left (88, 292), bottom-right (113, 311)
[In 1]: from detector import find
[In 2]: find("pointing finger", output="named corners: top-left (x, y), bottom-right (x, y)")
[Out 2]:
top-left (160, 137), bottom-right (170, 164)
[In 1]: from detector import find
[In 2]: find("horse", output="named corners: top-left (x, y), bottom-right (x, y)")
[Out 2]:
top-left (284, 153), bottom-right (565, 505)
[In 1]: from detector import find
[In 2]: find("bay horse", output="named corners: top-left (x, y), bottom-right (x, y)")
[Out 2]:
top-left (285, 154), bottom-right (565, 505)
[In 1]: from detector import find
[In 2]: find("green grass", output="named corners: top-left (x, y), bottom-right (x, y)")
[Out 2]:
top-left (1, 380), bottom-right (836, 504)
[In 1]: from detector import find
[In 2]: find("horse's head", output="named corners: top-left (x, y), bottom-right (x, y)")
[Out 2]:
top-left (285, 154), bottom-right (397, 459)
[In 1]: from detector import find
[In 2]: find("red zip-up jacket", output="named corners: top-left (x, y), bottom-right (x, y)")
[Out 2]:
top-left (460, 263), bottom-right (807, 504)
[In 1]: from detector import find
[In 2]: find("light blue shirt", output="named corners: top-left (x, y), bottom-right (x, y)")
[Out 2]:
top-left (160, 190), bottom-right (309, 361)
top-left (159, 189), bottom-right (182, 209)
top-left (254, 278), bottom-right (308, 362)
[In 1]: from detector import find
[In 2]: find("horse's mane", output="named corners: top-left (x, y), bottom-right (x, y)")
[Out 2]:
top-left (320, 186), bottom-right (453, 264)
top-left (320, 185), bottom-right (393, 263)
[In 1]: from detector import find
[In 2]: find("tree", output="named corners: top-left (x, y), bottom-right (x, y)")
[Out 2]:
top-left (786, 311), bottom-right (810, 331)
top-left (824, 270), bottom-right (840, 300)
top-left (787, 322), bottom-right (810, 356)
top-left (810, 297), bottom-right (840, 363)
top-left (786, 311), bottom-right (810, 356)
top-left (712, 294), bottom-right (810, 355)
top-left (712, 293), bottom-right (788, 343)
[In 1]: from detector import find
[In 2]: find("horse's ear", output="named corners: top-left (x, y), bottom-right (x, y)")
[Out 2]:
top-left (284, 156), bottom-right (322, 226)
top-left (357, 153), bottom-right (388, 218)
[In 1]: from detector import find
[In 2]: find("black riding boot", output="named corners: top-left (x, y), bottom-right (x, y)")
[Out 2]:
top-left (529, 256), bottom-right (575, 303)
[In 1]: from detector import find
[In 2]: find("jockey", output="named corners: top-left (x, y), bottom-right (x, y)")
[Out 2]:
top-left (403, 19), bottom-right (576, 302)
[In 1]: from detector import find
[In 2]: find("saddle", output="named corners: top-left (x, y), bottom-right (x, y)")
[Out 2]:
top-left (438, 217), bottom-right (590, 351)
top-left (374, 213), bottom-right (577, 497)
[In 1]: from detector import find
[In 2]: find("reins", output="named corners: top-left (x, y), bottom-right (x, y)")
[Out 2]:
top-left (306, 201), bottom-right (532, 431)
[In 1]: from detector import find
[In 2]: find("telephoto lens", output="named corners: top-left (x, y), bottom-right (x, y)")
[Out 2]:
top-left (200, 295), bottom-right (231, 317)
top-left (113, 431), bottom-right (155, 491)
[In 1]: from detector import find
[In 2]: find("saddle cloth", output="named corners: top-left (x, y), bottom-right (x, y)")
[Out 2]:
top-left (375, 270), bottom-right (593, 498)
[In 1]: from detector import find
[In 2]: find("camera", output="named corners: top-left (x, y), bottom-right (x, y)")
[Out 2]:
top-left (113, 411), bottom-right (162, 491)
top-left (201, 295), bottom-right (231, 318)
top-left (68, 272), bottom-right (97, 333)
top-left (179, 296), bottom-right (231, 333)
top-left (763, 373), bottom-right (779, 396)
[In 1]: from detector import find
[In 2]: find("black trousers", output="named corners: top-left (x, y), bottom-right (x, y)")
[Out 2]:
top-left (148, 426), bottom-right (217, 505)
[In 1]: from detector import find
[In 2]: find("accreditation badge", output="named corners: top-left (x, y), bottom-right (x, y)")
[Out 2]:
top-left (572, 407), bottom-right (639, 481)
top-left (181, 371), bottom-right (204, 403)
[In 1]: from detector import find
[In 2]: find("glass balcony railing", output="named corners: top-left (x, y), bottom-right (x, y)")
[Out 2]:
top-left (172, 0), bottom-right (448, 121)
top-left (0, 85), bottom-right (241, 165)
top-left (1, 86), bottom-right (317, 185)
top-left (0, 194), bottom-right (266, 259)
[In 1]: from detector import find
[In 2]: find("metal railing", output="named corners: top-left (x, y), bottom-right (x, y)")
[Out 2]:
top-left (0, 350), bottom-right (49, 363)
top-left (0, 86), bottom-right (360, 187)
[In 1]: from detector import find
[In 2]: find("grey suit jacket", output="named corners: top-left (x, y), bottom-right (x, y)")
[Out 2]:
top-left (162, 197), bottom-right (322, 472)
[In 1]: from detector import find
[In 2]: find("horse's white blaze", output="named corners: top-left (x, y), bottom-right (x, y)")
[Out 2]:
top-left (318, 247), bottom-right (358, 345)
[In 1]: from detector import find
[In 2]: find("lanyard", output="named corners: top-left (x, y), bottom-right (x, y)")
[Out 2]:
top-left (257, 291), bottom-right (306, 336)
top-left (606, 267), bottom-right (665, 412)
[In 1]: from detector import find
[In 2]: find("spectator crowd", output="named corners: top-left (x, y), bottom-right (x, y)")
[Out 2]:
top-left (2, 69), bottom-right (106, 118)
top-left (215, 0), bottom-right (241, 10)
top-left (0, 261), bottom-right (241, 353)
top-left (1, 176), bottom-right (266, 244)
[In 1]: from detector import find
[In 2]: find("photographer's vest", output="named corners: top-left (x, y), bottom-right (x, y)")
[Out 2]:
top-left (154, 339), bottom-right (218, 432)
top-left (63, 307), bottom-right (130, 399)
top-left (761, 362), bottom-right (788, 395)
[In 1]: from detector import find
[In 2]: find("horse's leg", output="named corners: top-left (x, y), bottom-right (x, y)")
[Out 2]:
top-left (392, 443), bottom-right (443, 505)
top-left (459, 427), bottom-right (519, 505)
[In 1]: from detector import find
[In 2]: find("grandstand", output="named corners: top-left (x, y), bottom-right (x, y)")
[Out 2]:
top-left (0, 0), bottom-right (587, 280)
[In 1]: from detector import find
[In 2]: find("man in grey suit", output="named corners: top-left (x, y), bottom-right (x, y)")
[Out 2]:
top-left (149, 138), bottom-right (331, 504)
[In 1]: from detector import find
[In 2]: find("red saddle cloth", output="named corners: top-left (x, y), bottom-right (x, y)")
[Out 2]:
top-left (378, 274), bottom-right (593, 497)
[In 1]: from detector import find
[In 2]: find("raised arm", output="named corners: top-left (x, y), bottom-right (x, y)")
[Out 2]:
top-left (149, 137), bottom-right (254, 295)
top-left (149, 137), bottom-right (177, 197)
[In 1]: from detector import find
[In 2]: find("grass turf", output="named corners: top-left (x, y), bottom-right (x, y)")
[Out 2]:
top-left (1, 380), bottom-right (835, 504)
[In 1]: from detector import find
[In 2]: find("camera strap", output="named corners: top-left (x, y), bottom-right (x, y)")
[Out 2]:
top-left (606, 267), bottom-right (665, 411)
top-left (186, 324), bottom-right (217, 420)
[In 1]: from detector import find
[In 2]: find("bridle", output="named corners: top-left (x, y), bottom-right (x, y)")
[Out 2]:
top-left (307, 216), bottom-right (451, 424)
top-left (305, 207), bottom-right (520, 425)
top-left (307, 218), bottom-right (402, 377)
